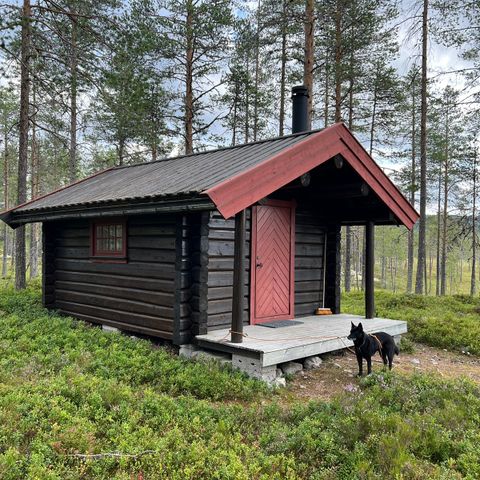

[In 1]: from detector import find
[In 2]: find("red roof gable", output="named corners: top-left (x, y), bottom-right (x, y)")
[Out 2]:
top-left (204, 123), bottom-right (419, 230)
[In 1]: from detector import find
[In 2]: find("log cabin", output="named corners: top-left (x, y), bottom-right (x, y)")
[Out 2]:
top-left (1, 86), bottom-right (419, 379)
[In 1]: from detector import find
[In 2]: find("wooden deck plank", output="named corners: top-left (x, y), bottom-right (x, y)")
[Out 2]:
top-left (196, 314), bottom-right (407, 366)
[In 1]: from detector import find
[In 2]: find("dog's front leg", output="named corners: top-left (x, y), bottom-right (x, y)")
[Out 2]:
top-left (356, 352), bottom-right (363, 376)
top-left (366, 356), bottom-right (372, 375)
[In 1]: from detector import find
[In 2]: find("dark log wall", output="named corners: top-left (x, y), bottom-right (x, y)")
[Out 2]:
top-left (42, 222), bottom-right (56, 309)
top-left (294, 208), bottom-right (326, 316)
top-left (324, 224), bottom-right (341, 314)
top-left (205, 206), bottom-right (326, 330)
top-left (174, 212), bottom-right (210, 344)
top-left (43, 214), bottom-right (178, 339)
top-left (206, 210), bottom-right (251, 329)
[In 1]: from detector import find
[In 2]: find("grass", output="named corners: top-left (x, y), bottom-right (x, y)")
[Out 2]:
top-left (343, 290), bottom-right (480, 356)
top-left (1, 283), bottom-right (480, 478)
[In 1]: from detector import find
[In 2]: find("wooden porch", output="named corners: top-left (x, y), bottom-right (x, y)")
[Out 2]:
top-left (196, 314), bottom-right (407, 367)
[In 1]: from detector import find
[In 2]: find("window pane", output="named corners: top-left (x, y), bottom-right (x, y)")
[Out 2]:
top-left (93, 222), bottom-right (126, 256)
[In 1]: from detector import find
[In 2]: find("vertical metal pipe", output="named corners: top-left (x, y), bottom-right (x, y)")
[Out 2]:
top-left (231, 209), bottom-right (246, 343)
top-left (365, 221), bottom-right (375, 319)
top-left (291, 85), bottom-right (309, 134)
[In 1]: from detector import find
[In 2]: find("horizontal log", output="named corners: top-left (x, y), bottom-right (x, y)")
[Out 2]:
top-left (57, 309), bottom-right (173, 340)
top-left (295, 304), bottom-right (319, 316)
top-left (56, 247), bottom-right (89, 259)
top-left (207, 297), bottom-right (248, 315)
top-left (207, 311), bottom-right (249, 328)
top-left (295, 280), bottom-right (322, 292)
top-left (55, 270), bottom-right (175, 293)
top-left (208, 256), bottom-right (251, 272)
top-left (295, 233), bottom-right (324, 244)
top-left (54, 259), bottom-right (175, 281)
top-left (295, 244), bottom-right (323, 256)
top-left (295, 257), bottom-right (324, 269)
top-left (56, 237), bottom-right (90, 248)
top-left (55, 280), bottom-right (175, 308)
top-left (55, 300), bottom-right (174, 332)
top-left (128, 225), bottom-right (176, 237)
top-left (128, 236), bottom-right (175, 249)
top-left (56, 289), bottom-right (177, 319)
top-left (128, 248), bottom-right (176, 263)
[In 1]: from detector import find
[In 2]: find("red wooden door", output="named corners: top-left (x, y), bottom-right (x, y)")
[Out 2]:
top-left (250, 200), bottom-right (295, 324)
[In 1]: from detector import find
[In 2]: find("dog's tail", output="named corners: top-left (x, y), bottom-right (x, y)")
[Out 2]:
top-left (394, 345), bottom-right (399, 356)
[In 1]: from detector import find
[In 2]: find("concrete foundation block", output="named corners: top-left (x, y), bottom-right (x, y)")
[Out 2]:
top-left (102, 325), bottom-right (120, 333)
top-left (178, 344), bottom-right (200, 358)
top-left (304, 355), bottom-right (323, 370)
top-left (192, 350), bottom-right (231, 363)
top-left (232, 354), bottom-right (277, 383)
top-left (280, 361), bottom-right (303, 376)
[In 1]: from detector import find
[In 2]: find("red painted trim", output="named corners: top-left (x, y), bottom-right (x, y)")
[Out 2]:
top-left (90, 218), bottom-right (127, 260)
top-left (204, 123), bottom-right (420, 230)
top-left (250, 199), bottom-right (296, 324)
top-left (0, 166), bottom-right (115, 217)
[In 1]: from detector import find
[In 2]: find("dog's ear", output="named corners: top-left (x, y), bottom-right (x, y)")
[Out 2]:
top-left (351, 321), bottom-right (355, 328)
top-left (358, 322), bottom-right (363, 330)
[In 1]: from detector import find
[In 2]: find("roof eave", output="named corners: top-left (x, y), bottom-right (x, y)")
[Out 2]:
top-left (1, 195), bottom-right (215, 228)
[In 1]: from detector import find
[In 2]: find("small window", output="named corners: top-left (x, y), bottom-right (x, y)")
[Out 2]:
top-left (91, 219), bottom-right (127, 261)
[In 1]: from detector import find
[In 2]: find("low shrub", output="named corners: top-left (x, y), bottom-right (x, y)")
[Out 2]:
top-left (343, 290), bottom-right (480, 356)
top-left (1, 284), bottom-right (480, 478)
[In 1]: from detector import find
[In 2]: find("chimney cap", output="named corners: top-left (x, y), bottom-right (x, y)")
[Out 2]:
top-left (291, 85), bottom-right (309, 98)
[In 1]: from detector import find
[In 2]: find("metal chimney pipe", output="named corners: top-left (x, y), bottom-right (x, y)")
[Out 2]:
top-left (291, 85), bottom-right (309, 134)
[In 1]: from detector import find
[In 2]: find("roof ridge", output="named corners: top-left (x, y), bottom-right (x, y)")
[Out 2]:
top-left (112, 128), bottom-right (323, 171)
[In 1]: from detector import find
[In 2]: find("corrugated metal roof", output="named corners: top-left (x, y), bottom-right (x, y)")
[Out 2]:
top-left (14, 130), bottom-right (316, 213)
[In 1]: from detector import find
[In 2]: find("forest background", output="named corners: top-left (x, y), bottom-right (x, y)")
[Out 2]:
top-left (0, 0), bottom-right (479, 296)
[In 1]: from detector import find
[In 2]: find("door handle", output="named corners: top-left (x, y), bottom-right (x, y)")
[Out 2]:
top-left (256, 262), bottom-right (263, 268)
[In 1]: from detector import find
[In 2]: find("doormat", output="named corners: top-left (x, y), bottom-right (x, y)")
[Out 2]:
top-left (258, 320), bottom-right (304, 328)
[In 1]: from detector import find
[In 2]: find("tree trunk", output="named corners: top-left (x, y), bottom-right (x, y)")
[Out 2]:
top-left (334, 0), bottom-right (342, 123)
top-left (2, 112), bottom-right (8, 278)
top-left (415, 0), bottom-right (428, 294)
top-left (232, 80), bottom-right (239, 146)
top-left (369, 83), bottom-right (377, 157)
top-left (471, 150), bottom-right (477, 296)
top-left (407, 77), bottom-right (416, 293)
top-left (253, 0), bottom-right (261, 141)
top-left (279, 0), bottom-right (287, 136)
top-left (184, 0), bottom-right (194, 154)
top-left (440, 105), bottom-right (449, 295)
top-left (118, 138), bottom-right (125, 166)
top-left (436, 169), bottom-right (441, 295)
top-left (15, 0), bottom-right (31, 290)
top-left (304, 0), bottom-right (314, 129)
top-left (245, 57), bottom-right (250, 143)
top-left (324, 54), bottom-right (329, 127)
top-left (344, 64), bottom-right (355, 293)
top-left (69, 10), bottom-right (78, 183)
top-left (29, 78), bottom-right (39, 279)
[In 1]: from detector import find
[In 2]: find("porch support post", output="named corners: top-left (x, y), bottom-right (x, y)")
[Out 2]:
top-left (324, 224), bottom-right (341, 314)
top-left (231, 209), bottom-right (246, 343)
top-left (365, 221), bottom-right (375, 319)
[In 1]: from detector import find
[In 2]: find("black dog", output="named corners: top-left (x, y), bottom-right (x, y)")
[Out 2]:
top-left (347, 322), bottom-right (399, 376)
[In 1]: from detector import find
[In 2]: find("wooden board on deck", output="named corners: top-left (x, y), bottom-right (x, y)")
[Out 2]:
top-left (196, 314), bottom-right (407, 367)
